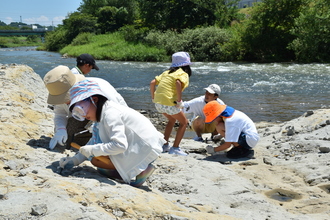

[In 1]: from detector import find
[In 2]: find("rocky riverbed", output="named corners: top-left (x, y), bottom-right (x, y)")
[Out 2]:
top-left (0, 64), bottom-right (329, 220)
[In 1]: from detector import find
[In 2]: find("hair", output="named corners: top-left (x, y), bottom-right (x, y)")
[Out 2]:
top-left (94, 95), bottom-right (108, 122)
top-left (169, 66), bottom-right (192, 77)
top-left (69, 95), bottom-right (108, 122)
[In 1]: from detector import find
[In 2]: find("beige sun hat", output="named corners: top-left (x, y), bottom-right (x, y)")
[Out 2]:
top-left (43, 65), bottom-right (85, 105)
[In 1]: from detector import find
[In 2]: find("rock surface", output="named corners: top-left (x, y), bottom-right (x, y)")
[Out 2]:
top-left (0, 64), bottom-right (329, 220)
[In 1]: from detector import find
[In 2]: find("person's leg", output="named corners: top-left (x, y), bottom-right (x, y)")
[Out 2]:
top-left (130, 163), bottom-right (156, 187)
top-left (226, 133), bottom-right (252, 159)
top-left (163, 113), bottom-right (176, 143)
top-left (91, 156), bottom-right (115, 169)
top-left (91, 156), bottom-right (122, 179)
top-left (192, 116), bottom-right (204, 138)
top-left (66, 118), bottom-right (92, 148)
top-left (171, 111), bottom-right (188, 148)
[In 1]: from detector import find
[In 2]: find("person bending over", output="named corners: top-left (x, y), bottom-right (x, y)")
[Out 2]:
top-left (203, 101), bottom-right (259, 159)
top-left (43, 65), bottom-right (127, 149)
top-left (150, 52), bottom-right (193, 156)
top-left (60, 79), bottom-right (165, 187)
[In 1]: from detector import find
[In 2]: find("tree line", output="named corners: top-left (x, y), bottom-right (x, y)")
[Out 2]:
top-left (44, 0), bottom-right (330, 63)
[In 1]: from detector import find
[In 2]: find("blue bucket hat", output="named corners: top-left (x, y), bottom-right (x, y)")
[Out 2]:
top-left (170, 52), bottom-right (192, 67)
top-left (69, 79), bottom-right (106, 109)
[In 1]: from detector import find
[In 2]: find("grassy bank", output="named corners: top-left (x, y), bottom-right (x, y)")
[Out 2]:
top-left (0, 36), bottom-right (43, 48)
top-left (59, 33), bottom-right (168, 62)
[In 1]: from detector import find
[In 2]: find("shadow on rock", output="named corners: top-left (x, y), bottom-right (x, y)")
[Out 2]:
top-left (202, 154), bottom-right (252, 165)
top-left (27, 136), bottom-right (67, 153)
top-left (47, 161), bottom-right (118, 186)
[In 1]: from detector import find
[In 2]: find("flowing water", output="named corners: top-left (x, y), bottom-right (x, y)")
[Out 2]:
top-left (1, 47), bottom-right (329, 123)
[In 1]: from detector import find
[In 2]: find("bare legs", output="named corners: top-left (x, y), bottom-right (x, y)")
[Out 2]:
top-left (163, 111), bottom-right (188, 147)
top-left (91, 156), bottom-right (115, 169)
top-left (192, 116), bottom-right (204, 137)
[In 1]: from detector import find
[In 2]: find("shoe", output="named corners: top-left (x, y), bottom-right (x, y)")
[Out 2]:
top-left (226, 146), bottom-right (251, 159)
top-left (169, 147), bottom-right (188, 156)
top-left (162, 143), bottom-right (170, 153)
top-left (130, 164), bottom-right (156, 187)
top-left (193, 136), bottom-right (204, 142)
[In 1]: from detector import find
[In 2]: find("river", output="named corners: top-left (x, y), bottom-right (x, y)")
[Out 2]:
top-left (1, 47), bottom-right (329, 123)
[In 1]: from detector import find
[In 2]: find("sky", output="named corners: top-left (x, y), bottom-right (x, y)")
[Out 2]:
top-left (0, 0), bottom-right (82, 26)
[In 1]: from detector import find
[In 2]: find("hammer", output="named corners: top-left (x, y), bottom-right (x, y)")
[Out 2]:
top-left (70, 142), bottom-right (112, 165)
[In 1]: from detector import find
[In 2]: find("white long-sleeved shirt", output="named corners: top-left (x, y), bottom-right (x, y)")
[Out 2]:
top-left (182, 95), bottom-right (225, 120)
top-left (85, 101), bottom-right (164, 183)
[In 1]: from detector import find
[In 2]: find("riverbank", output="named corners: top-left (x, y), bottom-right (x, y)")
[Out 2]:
top-left (0, 64), bottom-right (329, 219)
top-left (0, 36), bottom-right (42, 48)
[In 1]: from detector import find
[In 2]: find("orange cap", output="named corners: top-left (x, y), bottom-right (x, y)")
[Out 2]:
top-left (203, 101), bottom-right (227, 123)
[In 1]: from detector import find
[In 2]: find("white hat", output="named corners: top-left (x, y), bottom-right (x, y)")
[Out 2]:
top-left (204, 84), bottom-right (221, 95)
top-left (170, 52), bottom-right (192, 67)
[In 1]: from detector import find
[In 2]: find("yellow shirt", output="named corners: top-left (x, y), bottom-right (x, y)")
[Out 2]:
top-left (154, 68), bottom-right (189, 106)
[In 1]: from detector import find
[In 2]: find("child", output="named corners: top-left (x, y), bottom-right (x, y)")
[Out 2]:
top-left (59, 79), bottom-right (165, 187)
top-left (203, 101), bottom-right (259, 159)
top-left (182, 84), bottom-right (225, 142)
top-left (43, 65), bottom-right (127, 149)
top-left (150, 52), bottom-right (192, 156)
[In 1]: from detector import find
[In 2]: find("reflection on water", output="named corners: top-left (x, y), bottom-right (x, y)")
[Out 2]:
top-left (1, 47), bottom-right (329, 123)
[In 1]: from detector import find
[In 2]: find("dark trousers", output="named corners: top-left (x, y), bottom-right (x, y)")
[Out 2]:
top-left (66, 117), bottom-right (92, 148)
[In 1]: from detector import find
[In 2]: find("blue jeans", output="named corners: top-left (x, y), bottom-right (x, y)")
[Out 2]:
top-left (237, 132), bottom-right (251, 149)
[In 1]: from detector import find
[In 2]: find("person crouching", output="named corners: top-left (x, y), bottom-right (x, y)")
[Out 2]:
top-left (59, 79), bottom-right (165, 187)
top-left (203, 101), bottom-right (259, 159)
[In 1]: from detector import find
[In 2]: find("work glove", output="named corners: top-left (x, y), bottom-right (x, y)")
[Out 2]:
top-left (175, 100), bottom-right (183, 109)
top-left (59, 153), bottom-right (87, 169)
top-left (49, 128), bottom-right (68, 150)
top-left (79, 145), bottom-right (94, 159)
top-left (206, 145), bottom-right (215, 155)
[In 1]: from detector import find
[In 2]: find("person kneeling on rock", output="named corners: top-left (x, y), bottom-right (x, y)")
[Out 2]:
top-left (59, 79), bottom-right (165, 187)
top-left (203, 101), bottom-right (259, 159)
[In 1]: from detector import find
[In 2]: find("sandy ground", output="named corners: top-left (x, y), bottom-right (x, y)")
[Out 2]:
top-left (0, 64), bottom-right (329, 220)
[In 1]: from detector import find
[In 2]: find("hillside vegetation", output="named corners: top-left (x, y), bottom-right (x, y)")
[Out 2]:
top-left (42, 0), bottom-right (330, 63)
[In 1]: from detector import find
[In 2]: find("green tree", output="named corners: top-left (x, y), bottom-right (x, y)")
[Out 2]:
top-left (62, 12), bottom-right (97, 42)
top-left (138, 0), bottom-right (217, 31)
top-left (97, 6), bottom-right (130, 33)
top-left (289, 0), bottom-right (330, 62)
top-left (194, 0), bottom-right (240, 28)
top-left (44, 27), bottom-right (69, 51)
top-left (97, 6), bottom-right (118, 33)
top-left (79, 0), bottom-right (139, 23)
top-left (241, 0), bottom-right (307, 61)
top-left (0, 20), bottom-right (6, 26)
top-left (78, 0), bottom-right (108, 16)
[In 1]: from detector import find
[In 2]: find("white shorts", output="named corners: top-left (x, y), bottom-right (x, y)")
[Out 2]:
top-left (155, 103), bottom-right (181, 115)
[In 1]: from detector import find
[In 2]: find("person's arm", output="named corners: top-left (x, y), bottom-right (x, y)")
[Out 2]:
top-left (79, 105), bottom-right (128, 158)
top-left (175, 79), bottom-right (182, 102)
top-left (53, 104), bottom-right (69, 129)
top-left (49, 104), bottom-right (69, 149)
top-left (206, 141), bottom-right (232, 155)
top-left (150, 79), bottom-right (157, 100)
top-left (214, 142), bottom-right (232, 152)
